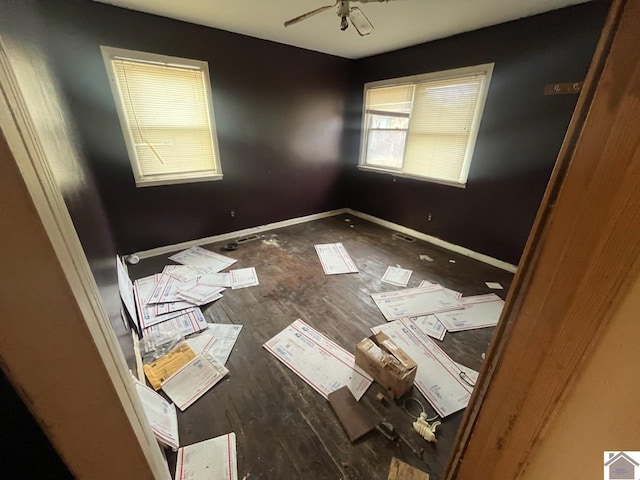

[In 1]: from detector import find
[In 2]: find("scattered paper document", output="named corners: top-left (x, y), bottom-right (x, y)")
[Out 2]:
top-left (134, 275), bottom-right (192, 329)
top-left (381, 266), bottom-right (413, 287)
top-left (187, 323), bottom-right (243, 365)
top-left (177, 281), bottom-right (225, 305)
top-left (134, 379), bottom-right (179, 451)
top-left (371, 284), bottom-right (463, 321)
top-left (143, 308), bottom-right (208, 338)
top-left (196, 273), bottom-right (231, 288)
top-left (147, 273), bottom-right (197, 305)
top-left (418, 280), bottom-right (462, 299)
top-left (185, 333), bottom-right (215, 357)
top-left (419, 254), bottom-right (434, 262)
top-left (117, 256), bottom-right (139, 331)
top-left (161, 352), bottom-right (229, 411)
top-left (169, 246), bottom-right (237, 274)
top-left (410, 314), bottom-right (446, 341)
top-left (143, 342), bottom-right (197, 390)
top-left (372, 319), bottom-right (472, 417)
top-left (154, 298), bottom-right (200, 316)
top-left (264, 319), bottom-right (372, 400)
top-left (314, 243), bottom-right (359, 275)
top-left (230, 267), bottom-right (259, 289)
top-left (163, 264), bottom-right (203, 282)
top-left (485, 282), bottom-right (504, 290)
top-left (435, 294), bottom-right (504, 332)
top-left (174, 433), bottom-right (238, 480)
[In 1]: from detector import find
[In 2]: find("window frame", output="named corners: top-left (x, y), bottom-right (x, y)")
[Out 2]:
top-left (101, 46), bottom-right (223, 188)
top-left (358, 63), bottom-right (494, 188)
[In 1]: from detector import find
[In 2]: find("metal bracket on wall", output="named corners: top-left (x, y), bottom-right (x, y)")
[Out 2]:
top-left (544, 81), bottom-right (584, 95)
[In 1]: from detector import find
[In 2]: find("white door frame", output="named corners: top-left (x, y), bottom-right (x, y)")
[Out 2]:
top-left (0, 35), bottom-right (169, 479)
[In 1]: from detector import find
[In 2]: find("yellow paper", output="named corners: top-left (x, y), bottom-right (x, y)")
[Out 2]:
top-left (143, 342), bottom-right (196, 390)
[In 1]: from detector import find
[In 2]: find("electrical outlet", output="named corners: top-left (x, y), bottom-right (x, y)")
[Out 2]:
top-left (230, 210), bottom-right (235, 217)
top-left (427, 213), bottom-right (432, 222)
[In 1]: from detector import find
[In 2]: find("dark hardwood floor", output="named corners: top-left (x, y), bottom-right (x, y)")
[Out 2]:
top-left (127, 214), bottom-right (514, 480)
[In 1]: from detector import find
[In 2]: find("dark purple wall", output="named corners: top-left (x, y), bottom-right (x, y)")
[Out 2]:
top-left (345, 1), bottom-right (609, 265)
top-left (29, 0), bottom-right (350, 254)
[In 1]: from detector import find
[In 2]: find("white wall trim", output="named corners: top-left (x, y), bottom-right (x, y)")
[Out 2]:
top-left (133, 206), bottom-right (517, 273)
top-left (132, 208), bottom-right (349, 259)
top-left (347, 209), bottom-right (518, 273)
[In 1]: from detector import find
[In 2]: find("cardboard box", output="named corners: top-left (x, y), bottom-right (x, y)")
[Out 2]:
top-left (355, 333), bottom-right (417, 399)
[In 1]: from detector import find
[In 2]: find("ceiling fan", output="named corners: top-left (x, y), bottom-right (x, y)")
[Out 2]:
top-left (284, 0), bottom-right (402, 36)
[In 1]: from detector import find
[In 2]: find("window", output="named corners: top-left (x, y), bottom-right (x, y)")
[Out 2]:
top-left (101, 47), bottom-right (222, 187)
top-left (359, 64), bottom-right (493, 187)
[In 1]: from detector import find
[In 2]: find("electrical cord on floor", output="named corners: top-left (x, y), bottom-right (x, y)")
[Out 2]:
top-left (403, 397), bottom-right (441, 443)
top-left (402, 396), bottom-right (438, 422)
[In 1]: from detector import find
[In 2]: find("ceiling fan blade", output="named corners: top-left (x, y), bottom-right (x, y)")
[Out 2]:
top-left (284, 2), bottom-right (338, 27)
top-left (349, 7), bottom-right (374, 36)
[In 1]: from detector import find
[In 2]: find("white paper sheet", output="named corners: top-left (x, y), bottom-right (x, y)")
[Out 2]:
top-left (381, 266), bottom-right (413, 287)
top-left (147, 273), bottom-right (197, 305)
top-left (418, 280), bottom-right (463, 299)
top-left (371, 284), bottom-right (463, 321)
top-left (314, 243), bottom-right (359, 275)
top-left (177, 282), bottom-right (225, 304)
top-left (134, 275), bottom-right (192, 329)
top-left (174, 433), bottom-right (238, 480)
top-left (161, 352), bottom-right (229, 411)
top-left (230, 267), bottom-right (259, 289)
top-left (435, 294), bottom-right (504, 332)
top-left (264, 319), bottom-right (372, 400)
top-left (485, 281), bottom-right (503, 290)
top-left (143, 308), bottom-right (208, 338)
top-left (410, 314), bottom-right (447, 341)
top-left (154, 298), bottom-right (199, 316)
top-left (372, 319), bottom-right (472, 417)
top-left (197, 273), bottom-right (231, 288)
top-left (185, 332), bottom-right (216, 355)
top-left (169, 247), bottom-right (237, 274)
top-left (134, 379), bottom-right (179, 451)
top-left (163, 265), bottom-right (203, 282)
top-left (188, 324), bottom-right (242, 365)
top-left (116, 256), bottom-right (139, 330)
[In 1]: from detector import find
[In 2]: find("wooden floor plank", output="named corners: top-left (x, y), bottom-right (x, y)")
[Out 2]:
top-left (388, 457), bottom-right (430, 480)
top-left (127, 214), bottom-right (513, 479)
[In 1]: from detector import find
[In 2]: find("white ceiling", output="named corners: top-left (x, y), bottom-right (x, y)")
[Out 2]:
top-left (95, 0), bottom-right (590, 59)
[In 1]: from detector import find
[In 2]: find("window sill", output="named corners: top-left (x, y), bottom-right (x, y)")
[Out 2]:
top-left (135, 173), bottom-right (223, 188)
top-left (357, 165), bottom-right (466, 189)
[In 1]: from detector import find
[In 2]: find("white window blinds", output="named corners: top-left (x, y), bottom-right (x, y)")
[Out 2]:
top-left (360, 65), bottom-right (493, 186)
top-left (404, 74), bottom-right (484, 181)
top-left (102, 47), bottom-right (222, 187)
top-left (366, 85), bottom-right (414, 115)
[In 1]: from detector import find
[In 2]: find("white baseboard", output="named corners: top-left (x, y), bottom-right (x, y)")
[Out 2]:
top-left (132, 208), bottom-right (348, 259)
top-left (346, 209), bottom-right (518, 273)
top-left (131, 207), bottom-right (517, 273)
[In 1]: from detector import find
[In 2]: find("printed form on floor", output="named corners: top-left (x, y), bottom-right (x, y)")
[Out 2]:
top-left (314, 242), bottom-right (359, 275)
top-left (174, 433), bottom-right (238, 480)
top-left (263, 318), bottom-right (372, 400)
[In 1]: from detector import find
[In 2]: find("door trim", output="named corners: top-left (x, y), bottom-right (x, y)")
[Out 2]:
top-left (446, 0), bottom-right (638, 477)
top-left (0, 34), bottom-right (170, 479)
